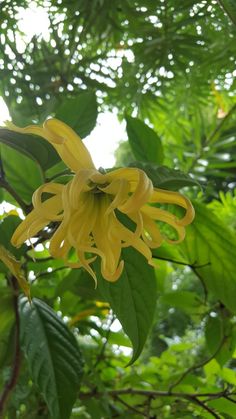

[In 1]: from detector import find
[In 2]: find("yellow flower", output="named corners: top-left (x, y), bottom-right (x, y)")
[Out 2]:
top-left (7, 119), bottom-right (194, 283)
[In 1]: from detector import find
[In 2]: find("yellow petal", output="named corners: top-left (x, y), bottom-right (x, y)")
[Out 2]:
top-left (32, 183), bottom-right (63, 221)
top-left (150, 188), bottom-right (195, 226)
top-left (141, 212), bottom-right (163, 248)
top-left (5, 118), bottom-right (96, 172)
top-left (69, 169), bottom-right (95, 209)
top-left (100, 178), bottom-right (130, 215)
top-left (142, 205), bottom-right (186, 243)
top-left (11, 210), bottom-right (48, 247)
top-left (0, 245), bottom-right (30, 300)
top-left (92, 197), bottom-right (123, 282)
top-left (118, 169), bottom-right (153, 214)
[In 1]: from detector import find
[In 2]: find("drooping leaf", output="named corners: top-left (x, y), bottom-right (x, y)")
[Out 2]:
top-left (129, 162), bottom-right (200, 190)
top-left (55, 91), bottom-right (98, 138)
top-left (126, 116), bottom-right (164, 164)
top-left (0, 128), bottom-right (59, 171)
top-left (19, 297), bottom-right (83, 419)
top-left (97, 247), bottom-right (157, 364)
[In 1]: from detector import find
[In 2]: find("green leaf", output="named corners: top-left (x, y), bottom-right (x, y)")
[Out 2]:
top-left (0, 129), bottom-right (59, 171)
top-left (205, 316), bottom-right (223, 356)
top-left (1, 144), bottom-right (43, 204)
top-left (126, 116), bottom-right (164, 164)
top-left (0, 215), bottom-right (27, 258)
top-left (55, 91), bottom-right (98, 138)
top-left (218, 0), bottom-right (236, 25)
top-left (97, 247), bottom-right (157, 364)
top-left (161, 291), bottom-right (203, 314)
top-left (207, 398), bottom-right (236, 417)
top-left (129, 162), bottom-right (200, 190)
top-left (168, 202), bottom-right (236, 313)
top-left (0, 293), bottom-right (14, 368)
top-left (19, 297), bottom-right (83, 419)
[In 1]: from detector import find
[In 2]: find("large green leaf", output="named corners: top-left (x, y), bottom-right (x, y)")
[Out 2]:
top-left (19, 297), bottom-right (83, 419)
top-left (97, 247), bottom-right (157, 364)
top-left (0, 129), bottom-right (59, 171)
top-left (126, 116), bottom-right (164, 164)
top-left (1, 144), bottom-right (43, 204)
top-left (129, 162), bottom-right (200, 190)
top-left (158, 202), bottom-right (236, 313)
top-left (55, 91), bottom-right (98, 138)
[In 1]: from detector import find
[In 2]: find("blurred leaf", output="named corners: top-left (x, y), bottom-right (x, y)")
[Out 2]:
top-left (218, 0), bottom-right (236, 25)
top-left (97, 247), bottom-right (157, 364)
top-left (173, 202), bottom-right (236, 313)
top-left (129, 162), bottom-right (200, 190)
top-left (161, 291), bottom-right (203, 314)
top-left (126, 116), bottom-right (164, 164)
top-left (55, 91), bottom-right (98, 138)
top-left (0, 293), bottom-right (14, 368)
top-left (208, 398), bottom-right (236, 416)
top-left (0, 129), bottom-right (59, 171)
top-left (19, 297), bottom-right (83, 419)
top-left (205, 316), bottom-right (223, 357)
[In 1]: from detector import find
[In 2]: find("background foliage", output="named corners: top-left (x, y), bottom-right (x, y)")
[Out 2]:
top-left (0, 1), bottom-right (236, 418)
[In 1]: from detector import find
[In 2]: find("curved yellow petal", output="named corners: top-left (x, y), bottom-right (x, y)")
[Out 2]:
top-left (43, 119), bottom-right (95, 171)
top-left (142, 205), bottom-right (186, 243)
top-left (5, 118), bottom-right (96, 172)
top-left (32, 183), bottom-right (63, 221)
top-left (150, 188), bottom-right (195, 226)
top-left (119, 170), bottom-right (153, 214)
top-left (141, 213), bottom-right (163, 248)
top-left (11, 210), bottom-right (49, 247)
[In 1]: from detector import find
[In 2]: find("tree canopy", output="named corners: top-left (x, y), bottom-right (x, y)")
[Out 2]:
top-left (0, 1), bottom-right (236, 418)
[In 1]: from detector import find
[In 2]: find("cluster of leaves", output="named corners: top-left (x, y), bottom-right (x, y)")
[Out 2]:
top-left (0, 1), bottom-right (236, 418)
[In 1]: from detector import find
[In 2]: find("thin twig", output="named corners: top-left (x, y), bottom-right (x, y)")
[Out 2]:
top-left (153, 255), bottom-right (210, 269)
top-left (0, 277), bottom-right (21, 418)
top-left (168, 335), bottom-right (226, 392)
top-left (188, 395), bottom-right (221, 419)
top-left (93, 315), bottom-right (115, 370)
top-left (79, 387), bottom-right (233, 400)
top-left (114, 395), bottom-right (147, 417)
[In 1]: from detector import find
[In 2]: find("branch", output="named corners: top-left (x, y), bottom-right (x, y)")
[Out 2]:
top-left (153, 255), bottom-right (210, 269)
top-left (79, 387), bottom-right (232, 400)
top-left (168, 335), bottom-right (226, 392)
top-left (0, 277), bottom-right (21, 418)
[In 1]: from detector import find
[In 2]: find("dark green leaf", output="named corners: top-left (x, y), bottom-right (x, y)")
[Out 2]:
top-left (0, 215), bottom-right (27, 258)
top-left (129, 162), bottom-right (200, 190)
top-left (126, 116), bottom-right (164, 164)
top-left (97, 247), bottom-right (157, 364)
top-left (0, 129), bottom-right (59, 171)
top-left (19, 297), bottom-right (83, 419)
top-left (1, 144), bottom-right (43, 204)
top-left (55, 91), bottom-right (98, 138)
